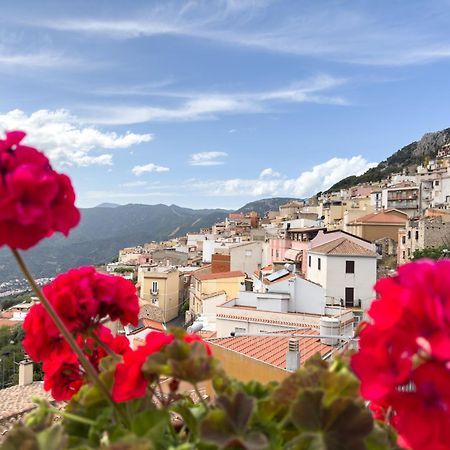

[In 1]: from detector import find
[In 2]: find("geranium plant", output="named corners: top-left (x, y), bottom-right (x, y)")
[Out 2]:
top-left (0, 131), bottom-right (443, 449)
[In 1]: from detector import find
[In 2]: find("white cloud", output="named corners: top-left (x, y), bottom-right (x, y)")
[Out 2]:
top-left (82, 75), bottom-right (346, 125)
top-left (0, 109), bottom-right (152, 167)
top-left (259, 168), bottom-right (281, 179)
top-left (190, 151), bottom-right (228, 166)
top-left (34, 2), bottom-right (450, 66)
top-left (132, 163), bottom-right (170, 176)
top-left (190, 156), bottom-right (377, 197)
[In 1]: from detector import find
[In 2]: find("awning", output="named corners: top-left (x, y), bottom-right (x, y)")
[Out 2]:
top-left (285, 249), bottom-right (302, 261)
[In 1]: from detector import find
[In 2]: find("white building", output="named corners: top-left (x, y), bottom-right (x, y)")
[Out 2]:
top-left (306, 237), bottom-right (378, 311)
top-left (215, 268), bottom-right (354, 338)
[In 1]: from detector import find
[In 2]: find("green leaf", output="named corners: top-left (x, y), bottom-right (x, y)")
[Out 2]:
top-left (131, 409), bottom-right (169, 442)
top-left (36, 424), bottom-right (68, 450)
top-left (290, 390), bottom-right (324, 431)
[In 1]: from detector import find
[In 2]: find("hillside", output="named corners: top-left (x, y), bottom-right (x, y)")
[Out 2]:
top-left (236, 197), bottom-right (301, 215)
top-left (327, 127), bottom-right (450, 192)
top-left (0, 204), bottom-right (229, 285)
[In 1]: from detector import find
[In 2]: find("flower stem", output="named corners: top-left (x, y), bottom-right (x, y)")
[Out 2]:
top-left (11, 249), bottom-right (119, 413)
top-left (48, 406), bottom-right (96, 426)
top-left (192, 383), bottom-right (208, 410)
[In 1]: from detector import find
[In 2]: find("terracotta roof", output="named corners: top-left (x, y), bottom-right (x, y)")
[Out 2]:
top-left (194, 271), bottom-right (245, 281)
top-left (309, 237), bottom-right (377, 257)
top-left (349, 210), bottom-right (408, 224)
top-left (142, 319), bottom-right (166, 331)
top-left (208, 329), bottom-right (332, 369)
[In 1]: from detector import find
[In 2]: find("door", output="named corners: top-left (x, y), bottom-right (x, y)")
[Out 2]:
top-left (345, 287), bottom-right (354, 308)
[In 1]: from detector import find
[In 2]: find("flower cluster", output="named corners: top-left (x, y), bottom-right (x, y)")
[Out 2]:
top-left (351, 260), bottom-right (450, 449)
top-left (0, 131), bottom-right (79, 250)
top-left (113, 331), bottom-right (212, 402)
top-left (23, 266), bottom-right (139, 400)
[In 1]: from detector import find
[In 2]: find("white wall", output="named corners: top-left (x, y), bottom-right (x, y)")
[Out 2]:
top-left (325, 255), bottom-right (376, 308)
top-left (202, 241), bottom-right (231, 263)
top-left (306, 253), bottom-right (328, 288)
top-left (202, 292), bottom-right (227, 324)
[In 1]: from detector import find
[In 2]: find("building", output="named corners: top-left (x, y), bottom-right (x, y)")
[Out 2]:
top-left (382, 184), bottom-right (420, 217)
top-left (397, 216), bottom-right (450, 265)
top-left (306, 237), bottom-right (378, 311)
top-left (228, 241), bottom-right (267, 276)
top-left (345, 209), bottom-right (408, 242)
top-left (138, 266), bottom-right (181, 323)
top-left (189, 270), bottom-right (245, 318)
top-left (207, 330), bottom-right (335, 384)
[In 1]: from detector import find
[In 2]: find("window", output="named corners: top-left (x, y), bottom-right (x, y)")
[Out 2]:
top-left (435, 180), bottom-right (440, 186)
top-left (151, 281), bottom-right (158, 294)
top-left (346, 261), bottom-right (355, 274)
top-left (407, 248), bottom-right (411, 257)
top-left (234, 327), bottom-right (246, 336)
top-left (408, 230), bottom-right (411, 239)
top-left (308, 255), bottom-right (311, 267)
top-left (415, 230), bottom-right (419, 240)
top-left (318, 258), bottom-right (321, 270)
top-left (402, 236), bottom-right (406, 244)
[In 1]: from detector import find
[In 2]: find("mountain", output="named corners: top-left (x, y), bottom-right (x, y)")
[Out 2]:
top-left (327, 127), bottom-right (450, 192)
top-left (0, 204), bottom-right (229, 286)
top-left (96, 202), bottom-right (121, 208)
top-left (236, 197), bottom-right (302, 216)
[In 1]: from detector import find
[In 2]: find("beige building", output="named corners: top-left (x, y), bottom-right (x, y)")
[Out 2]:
top-left (190, 270), bottom-right (245, 318)
top-left (138, 266), bottom-right (181, 323)
top-left (398, 216), bottom-right (450, 265)
top-left (345, 209), bottom-right (408, 242)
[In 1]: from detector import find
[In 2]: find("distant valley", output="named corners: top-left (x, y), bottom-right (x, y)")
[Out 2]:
top-left (0, 198), bottom-right (299, 288)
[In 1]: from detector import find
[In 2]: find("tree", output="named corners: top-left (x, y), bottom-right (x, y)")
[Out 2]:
top-left (411, 245), bottom-right (450, 261)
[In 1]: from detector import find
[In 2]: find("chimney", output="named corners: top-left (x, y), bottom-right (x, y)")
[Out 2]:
top-left (18, 360), bottom-right (33, 386)
top-left (286, 338), bottom-right (300, 372)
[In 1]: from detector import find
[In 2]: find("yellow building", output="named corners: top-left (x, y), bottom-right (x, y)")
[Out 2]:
top-left (190, 270), bottom-right (245, 317)
top-left (138, 266), bottom-right (181, 323)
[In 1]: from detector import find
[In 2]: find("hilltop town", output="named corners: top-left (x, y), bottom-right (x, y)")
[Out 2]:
top-left (101, 141), bottom-right (450, 344)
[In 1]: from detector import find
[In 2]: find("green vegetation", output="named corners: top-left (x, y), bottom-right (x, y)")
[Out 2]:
top-left (411, 246), bottom-right (450, 261)
top-left (0, 325), bottom-right (43, 388)
top-left (113, 267), bottom-right (134, 274)
top-left (0, 291), bottom-right (33, 310)
top-left (327, 127), bottom-right (450, 193)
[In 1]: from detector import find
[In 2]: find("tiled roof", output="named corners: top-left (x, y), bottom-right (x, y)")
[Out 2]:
top-left (309, 237), bottom-right (378, 257)
top-left (208, 329), bottom-right (332, 369)
top-left (0, 382), bottom-right (53, 421)
top-left (194, 271), bottom-right (245, 281)
top-left (349, 210), bottom-right (408, 224)
top-left (139, 304), bottom-right (164, 322)
top-left (142, 319), bottom-right (166, 331)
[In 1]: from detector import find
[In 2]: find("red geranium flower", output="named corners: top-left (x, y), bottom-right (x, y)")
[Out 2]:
top-left (351, 260), bottom-right (450, 449)
top-left (41, 266), bottom-right (139, 333)
top-left (113, 331), bottom-right (175, 402)
top-left (0, 130), bottom-right (80, 250)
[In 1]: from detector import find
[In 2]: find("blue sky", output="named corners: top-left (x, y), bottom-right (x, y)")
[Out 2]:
top-left (2, 0), bottom-right (450, 209)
